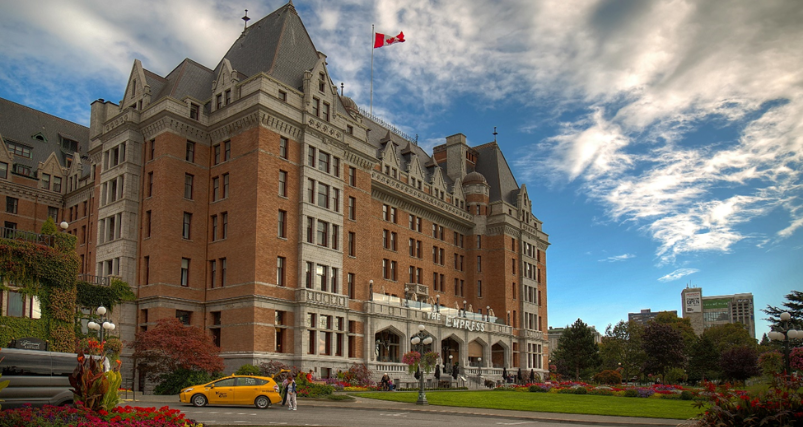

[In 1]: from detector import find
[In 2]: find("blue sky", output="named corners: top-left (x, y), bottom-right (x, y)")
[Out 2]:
top-left (1, 0), bottom-right (801, 339)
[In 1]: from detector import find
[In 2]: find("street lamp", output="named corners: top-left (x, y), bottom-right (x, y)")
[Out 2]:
top-left (768, 312), bottom-right (801, 373)
top-left (410, 324), bottom-right (434, 405)
top-left (59, 221), bottom-right (69, 231)
top-left (87, 306), bottom-right (115, 342)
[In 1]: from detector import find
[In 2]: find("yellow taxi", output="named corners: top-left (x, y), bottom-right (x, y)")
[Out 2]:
top-left (180, 375), bottom-right (281, 409)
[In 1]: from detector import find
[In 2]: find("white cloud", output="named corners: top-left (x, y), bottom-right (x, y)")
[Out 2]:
top-left (599, 253), bottom-right (635, 262)
top-left (658, 268), bottom-right (699, 282)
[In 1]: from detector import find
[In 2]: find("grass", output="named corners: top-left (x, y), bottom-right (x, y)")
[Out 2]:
top-left (350, 390), bottom-right (703, 419)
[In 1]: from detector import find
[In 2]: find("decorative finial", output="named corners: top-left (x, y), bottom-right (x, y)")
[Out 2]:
top-left (242, 10), bottom-right (251, 30)
top-left (340, 82), bottom-right (344, 96)
top-left (493, 126), bottom-right (498, 142)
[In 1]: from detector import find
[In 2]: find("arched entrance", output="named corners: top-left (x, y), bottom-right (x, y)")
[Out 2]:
top-left (492, 343), bottom-right (506, 368)
top-left (441, 337), bottom-right (460, 372)
top-left (375, 329), bottom-right (401, 362)
top-left (468, 340), bottom-right (485, 367)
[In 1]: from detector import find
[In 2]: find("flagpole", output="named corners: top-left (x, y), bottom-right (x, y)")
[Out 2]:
top-left (370, 24), bottom-right (374, 116)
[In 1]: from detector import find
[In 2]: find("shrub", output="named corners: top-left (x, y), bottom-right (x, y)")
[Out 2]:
top-left (0, 404), bottom-right (201, 426)
top-left (258, 360), bottom-right (290, 378)
top-left (593, 370), bottom-right (622, 385)
top-left (573, 387), bottom-right (588, 394)
top-left (529, 385), bottom-right (546, 392)
top-left (624, 389), bottom-right (639, 398)
top-left (235, 364), bottom-right (261, 376)
top-left (758, 350), bottom-right (783, 377)
top-left (154, 369), bottom-right (221, 395)
top-left (298, 382), bottom-right (334, 398)
top-left (664, 367), bottom-right (686, 385)
top-left (694, 375), bottom-right (803, 426)
top-left (590, 387), bottom-right (614, 396)
top-left (680, 390), bottom-right (694, 400)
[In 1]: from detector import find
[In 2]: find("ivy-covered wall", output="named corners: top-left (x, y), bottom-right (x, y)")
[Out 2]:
top-left (0, 233), bottom-right (79, 352)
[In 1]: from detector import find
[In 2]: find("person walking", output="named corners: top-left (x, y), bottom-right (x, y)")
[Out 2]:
top-left (281, 374), bottom-right (289, 406)
top-left (287, 377), bottom-right (297, 411)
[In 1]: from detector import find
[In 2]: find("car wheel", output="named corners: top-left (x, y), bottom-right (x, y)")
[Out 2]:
top-left (254, 395), bottom-right (270, 409)
top-left (191, 394), bottom-right (208, 407)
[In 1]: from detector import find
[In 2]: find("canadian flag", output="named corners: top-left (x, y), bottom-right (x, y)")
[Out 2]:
top-left (374, 31), bottom-right (405, 48)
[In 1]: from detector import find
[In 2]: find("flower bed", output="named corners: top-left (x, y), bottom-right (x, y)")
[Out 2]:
top-left (0, 404), bottom-right (200, 427)
top-left (496, 381), bottom-right (699, 400)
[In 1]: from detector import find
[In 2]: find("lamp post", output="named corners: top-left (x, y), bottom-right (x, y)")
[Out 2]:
top-left (87, 306), bottom-right (115, 342)
top-left (410, 324), bottom-right (433, 405)
top-left (768, 312), bottom-right (801, 373)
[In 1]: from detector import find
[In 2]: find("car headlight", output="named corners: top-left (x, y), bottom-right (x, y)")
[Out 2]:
top-left (183, 388), bottom-right (194, 393)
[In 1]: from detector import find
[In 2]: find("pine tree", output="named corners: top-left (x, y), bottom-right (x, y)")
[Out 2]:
top-left (552, 319), bottom-right (601, 381)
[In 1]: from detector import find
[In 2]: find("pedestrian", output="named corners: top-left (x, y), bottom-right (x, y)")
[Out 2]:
top-left (287, 377), bottom-right (297, 411)
top-left (381, 372), bottom-right (390, 391)
top-left (306, 369), bottom-right (313, 383)
top-left (281, 374), bottom-right (289, 406)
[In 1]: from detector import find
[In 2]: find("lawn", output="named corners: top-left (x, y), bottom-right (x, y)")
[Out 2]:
top-left (351, 390), bottom-right (703, 419)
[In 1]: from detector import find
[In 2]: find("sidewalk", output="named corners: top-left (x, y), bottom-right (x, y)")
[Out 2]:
top-left (123, 393), bottom-right (689, 427)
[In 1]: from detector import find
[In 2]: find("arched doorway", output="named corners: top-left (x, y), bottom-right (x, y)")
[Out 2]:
top-left (375, 329), bottom-right (401, 362)
top-left (468, 340), bottom-right (485, 367)
top-left (492, 343), bottom-right (506, 368)
top-left (441, 337), bottom-right (460, 372)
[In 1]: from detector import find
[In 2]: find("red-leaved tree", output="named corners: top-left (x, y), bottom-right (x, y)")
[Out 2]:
top-left (129, 317), bottom-right (224, 381)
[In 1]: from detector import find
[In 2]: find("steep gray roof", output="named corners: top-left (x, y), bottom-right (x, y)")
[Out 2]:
top-left (0, 97), bottom-right (90, 173)
top-left (153, 59), bottom-right (214, 103)
top-left (216, 2), bottom-right (319, 90)
top-left (474, 142), bottom-right (520, 205)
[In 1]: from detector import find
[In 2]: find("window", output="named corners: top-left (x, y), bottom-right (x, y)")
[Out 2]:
top-left (210, 260), bottom-right (217, 288)
top-left (279, 171), bottom-right (287, 196)
top-left (390, 207), bottom-right (397, 223)
top-left (278, 90), bottom-right (287, 102)
top-left (307, 146), bottom-right (316, 167)
top-left (190, 103), bottom-right (200, 120)
top-left (331, 225), bottom-right (339, 250)
top-left (348, 197), bottom-right (356, 220)
top-left (312, 97), bottom-right (320, 117)
top-left (224, 140), bottom-right (231, 161)
top-left (390, 232), bottom-right (397, 251)
top-left (220, 258), bottom-right (227, 286)
top-left (210, 214), bottom-right (217, 240)
top-left (306, 217), bottom-right (314, 243)
top-left (144, 256), bottom-right (150, 284)
top-left (0, 162), bottom-right (7, 179)
top-left (347, 125), bottom-right (354, 135)
top-left (478, 280), bottom-right (482, 297)
top-left (307, 178), bottom-right (316, 204)
top-left (221, 212), bottom-right (228, 239)
top-left (382, 259), bottom-right (388, 279)
top-left (7, 142), bottom-right (32, 158)
top-left (383, 204), bottom-right (389, 221)
top-left (477, 235), bottom-right (482, 249)
top-left (6, 197), bottom-right (18, 214)
top-left (348, 232), bottom-right (355, 256)
top-left (317, 221), bottom-right (328, 247)
top-left (332, 188), bottom-right (340, 212)
top-left (318, 151), bottom-right (330, 173)
top-left (146, 211), bottom-right (152, 238)
top-left (317, 183), bottom-right (329, 208)
top-left (212, 177), bottom-right (220, 201)
top-left (214, 144), bottom-right (221, 165)
top-left (477, 256), bottom-right (482, 272)
top-left (333, 157), bottom-right (340, 177)
top-left (277, 257), bottom-right (286, 286)
top-left (186, 141), bottom-right (195, 162)
top-left (41, 173), bottom-right (50, 190)
top-left (305, 262), bottom-right (314, 288)
top-left (184, 174), bottom-right (194, 199)
top-left (348, 166), bottom-right (356, 186)
top-left (182, 212), bottom-right (192, 239)
top-left (322, 102), bottom-right (330, 121)
top-left (48, 207), bottom-right (58, 221)
top-left (409, 238), bottom-right (415, 257)
top-left (390, 261), bottom-right (397, 281)
top-left (225, 89), bottom-right (231, 105)
top-left (348, 273), bottom-right (355, 298)
top-left (53, 176), bottom-right (62, 192)
top-left (222, 173), bottom-right (229, 198)
top-left (181, 258), bottom-right (190, 286)
top-left (279, 137), bottom-right (288, 159)
top-left (278, 210), bottom-right (286, 238)
top-left (147, 172), bottom-right (153, 197)
top-left (216, 94), bottom-right (223, 109)
top-left (13, 164), bottom-right (32, 176)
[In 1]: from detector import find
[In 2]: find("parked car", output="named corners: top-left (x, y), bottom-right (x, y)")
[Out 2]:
top-left (180, 375), bottom-right (281, 409)
top-left (0, 348), bottom-right (77, 408)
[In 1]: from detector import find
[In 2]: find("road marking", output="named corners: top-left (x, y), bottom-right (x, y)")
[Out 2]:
top-left (380, 412), bottom-right (408, 417)
top-left (496, 423), bottom-right (533, 425)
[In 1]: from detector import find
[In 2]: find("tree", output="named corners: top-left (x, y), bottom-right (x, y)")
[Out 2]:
top-left (552, 319), bottom-right (601, 381)
top-left (701, 323), bottom-right (756, 354)
top-left (687, 334), bottom-right (720, 382)
top-left (653, 312), bottom-right (697, 351)
top-left (720, 346), bottom-right (760, 382)
top-left (763, 290), bottom-right (803, 327)
top-left (599, 320), bottom-right (645, 381)
top-left (40, 217), bottom-right (57, 235)
top-left (129, 317), bottom-right (224, 382)
top-left (642, 322), bottom-right (685, 379)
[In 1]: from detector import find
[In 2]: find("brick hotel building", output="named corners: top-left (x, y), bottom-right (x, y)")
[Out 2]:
top-left (1, 2), bottom-right (550, 383)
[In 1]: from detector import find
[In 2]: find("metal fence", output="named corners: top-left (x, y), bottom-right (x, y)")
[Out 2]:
top-left (0, 227), bottom-right (54, 246)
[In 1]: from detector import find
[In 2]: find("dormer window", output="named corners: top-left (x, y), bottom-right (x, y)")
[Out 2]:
top-left (190, 103), bottom-right (200, 120)
top-left (318, 73), bottom-right (326, 92)
top-left (216, 94), bottom-right (223, 109)
top-left (312, 97), bottom-right (320, 117)
top-left (225, 89), bottom-right (232, 105)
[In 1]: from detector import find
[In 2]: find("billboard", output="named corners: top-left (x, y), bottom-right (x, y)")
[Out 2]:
top-left (684, 291), bottom-right (701, 313)
top-left (703, 299), bottom-right (730, 310)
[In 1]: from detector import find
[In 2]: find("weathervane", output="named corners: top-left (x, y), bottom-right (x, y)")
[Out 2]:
top-left (242, 10), bottom-right (251, 30)
top-left (493, 126), bottom-right (498, 142)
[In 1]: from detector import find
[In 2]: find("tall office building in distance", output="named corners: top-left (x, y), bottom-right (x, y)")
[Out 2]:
top-left (681, 287), bottom-right (755, 338)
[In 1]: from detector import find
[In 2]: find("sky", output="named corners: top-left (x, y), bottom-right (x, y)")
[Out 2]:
top-left (1, 0), bottom-right (801, 340)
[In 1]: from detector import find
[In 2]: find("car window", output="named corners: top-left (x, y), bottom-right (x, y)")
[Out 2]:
top-left (236, 377), bottom-right (267, 386)
top-left (213, 378), bottom-right (236, 387)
